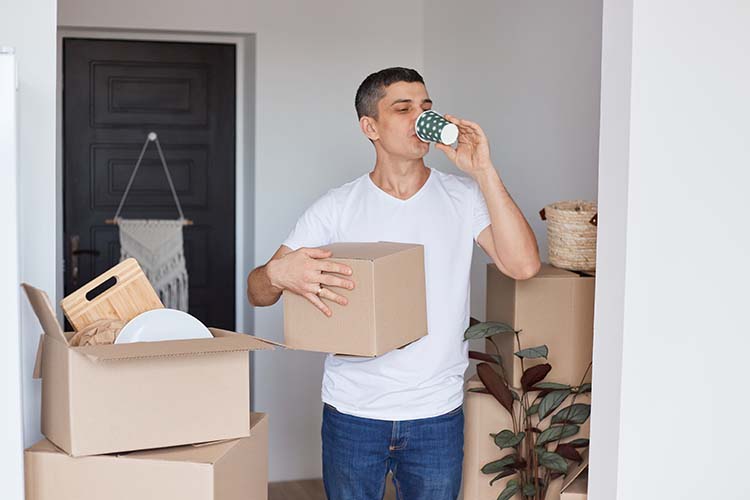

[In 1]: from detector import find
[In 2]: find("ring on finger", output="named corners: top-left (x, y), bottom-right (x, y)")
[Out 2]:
top-left (316, 285), bottom-right (324, 296)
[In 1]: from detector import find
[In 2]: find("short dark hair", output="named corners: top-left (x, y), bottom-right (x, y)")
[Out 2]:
top-left (355, 67), bottom-right (425, 120)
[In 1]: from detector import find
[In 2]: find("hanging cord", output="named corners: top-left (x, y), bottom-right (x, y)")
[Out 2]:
top-left (113, 132), bottom-right (185, 222)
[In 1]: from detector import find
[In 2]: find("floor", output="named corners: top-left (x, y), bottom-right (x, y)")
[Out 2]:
top-left (269, 478), bottom-right (397, 500)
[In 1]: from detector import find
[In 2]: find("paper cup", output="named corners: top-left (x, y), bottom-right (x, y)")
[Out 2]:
top-left (415, 110), bottom-right (459, 145)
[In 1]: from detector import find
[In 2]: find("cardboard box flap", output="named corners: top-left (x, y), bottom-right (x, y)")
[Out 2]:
top-left (321, 241), bottom-right (419, 261)
top-left (561, 450), bottom-right (589, 492)
top-left (74, 330), bottom-right (276, 361)
top-left (32, 335), bottom-right (44, 379)
top-left (26, 438), bottom-right (64, 454)
top-left (21, 283), bottom-right (68, 345)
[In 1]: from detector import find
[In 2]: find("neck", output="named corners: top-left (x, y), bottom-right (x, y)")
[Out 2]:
top-left (370, 155), bottom-right (431, 200)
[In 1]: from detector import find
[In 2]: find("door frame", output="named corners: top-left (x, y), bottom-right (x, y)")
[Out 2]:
top-left (56, 28), bottom-right (255, 340)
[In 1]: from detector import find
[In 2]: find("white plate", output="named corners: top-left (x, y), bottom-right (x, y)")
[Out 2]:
top-left (115, 309), bottom-right (213, 344)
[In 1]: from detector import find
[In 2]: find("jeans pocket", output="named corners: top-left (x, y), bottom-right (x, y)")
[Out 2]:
top-left (324, 403), bottom-right (342, 415)
top-left (444, 404), bottom-right (463, 417)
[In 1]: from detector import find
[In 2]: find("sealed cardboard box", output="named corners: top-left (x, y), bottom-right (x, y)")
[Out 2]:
top-left (485, 263), bottom-right (595, 387)
top-left (462, 378), bottom-right (590, 500)
top-left (283, 242), bottom-right (427, 356)
top-left (22, 282), bottom-right (275, 457)
top-left (24, 412), bottom-right (269, 500)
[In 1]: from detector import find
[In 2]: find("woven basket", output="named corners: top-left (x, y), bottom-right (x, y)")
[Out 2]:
top-left (540, 200), bottom-right (598, 272)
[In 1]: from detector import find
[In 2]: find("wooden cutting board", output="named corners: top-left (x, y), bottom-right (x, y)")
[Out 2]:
top-left (61, 258), bottom-right (164, 331)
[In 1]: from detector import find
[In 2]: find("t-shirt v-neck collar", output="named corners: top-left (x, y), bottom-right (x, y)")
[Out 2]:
top-left (366, 168), bottom-right (434, 204)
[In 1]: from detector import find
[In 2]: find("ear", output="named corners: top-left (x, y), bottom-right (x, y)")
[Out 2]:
top-left (360, 116), bottom-right (379, 141)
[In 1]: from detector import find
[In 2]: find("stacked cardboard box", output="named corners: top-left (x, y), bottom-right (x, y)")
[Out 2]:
top-left (462, 378), bottom-right (591, 500)
top-left (463, 263), bottom-right (595, 499)
top-left (22, 259), bottom-right (273, 499)
top-left (484, 263), bottom-right (595, 386)
top-left (560, 457), bottom-right (589, 500)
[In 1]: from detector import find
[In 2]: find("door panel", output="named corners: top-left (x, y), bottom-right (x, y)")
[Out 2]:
top-left (63, 38), bottom-right (236, 330)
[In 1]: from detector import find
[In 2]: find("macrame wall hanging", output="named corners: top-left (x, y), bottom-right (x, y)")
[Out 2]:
top-left (107, 132), bottom-right (191, 311)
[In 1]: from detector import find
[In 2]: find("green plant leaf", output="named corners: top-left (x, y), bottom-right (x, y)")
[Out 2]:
top-left (577, 383), bottom-right (592, 393)
top-left (511, 389), bottom-right (520, 401)
top-left (464, 321), bottom-right (516, 341)
top-left (494, 430), bottom-right (526, 449)
top-left (552, 404), bottom-right (591, 425)
top-left (538, 450), bottom-right (569, 473)
top-left (469, 350), bottom-right (504, 365)
top-left (567, 438), bottom-right (590, 448)
top-left (522, 482), bottom-right (537, 496)
top-left (538, 390), bottom-right (570, 420)
top-left (489, 468), bottom-right (517, 486)
top-left (481, 454), bottom-right (518, 474)
top-left (534, 382), bottom-right (572, 390)
top-left (520, 363), bottom-right (552, 391)
top-left (537, 425), bottom-right (580, 446)
top-left (477, 363), bottom-right (515, 414)
top-left (497, 479), bottom-right (519, 500)
top-left (514, 345), bottom-right (548, 359)
top-left (527, 403), bottom-right (540, 416)
top-left (468, 387), bottom-right (490, 394)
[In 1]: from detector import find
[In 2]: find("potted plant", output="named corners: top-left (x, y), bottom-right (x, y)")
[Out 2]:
top-left (464, 321), bottom-right (592, 500)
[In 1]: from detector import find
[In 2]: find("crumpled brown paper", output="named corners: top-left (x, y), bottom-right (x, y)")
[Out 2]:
top-left (69, 319), bottom-right (126, 347)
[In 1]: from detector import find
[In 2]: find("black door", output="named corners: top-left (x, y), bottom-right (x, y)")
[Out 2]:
top-left (63, 38), bottom-right (236, 330)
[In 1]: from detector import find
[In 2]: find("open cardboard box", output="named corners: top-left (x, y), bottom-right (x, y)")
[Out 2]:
top-left (283, 242), bottom-right (428, 357)
top-left (24, 412), bottom-right (269, 500)
top-left (22, 273), bottom-right (277, 457)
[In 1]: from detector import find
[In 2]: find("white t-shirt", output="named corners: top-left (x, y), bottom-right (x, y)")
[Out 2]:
top-left (282, 167), bottom-right (491, 420)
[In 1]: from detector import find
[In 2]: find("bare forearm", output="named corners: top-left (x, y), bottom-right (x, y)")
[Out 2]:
top-left (476, 167), bottom-right (540, 276)
top-left (246, 263), bottom-right (283, 307)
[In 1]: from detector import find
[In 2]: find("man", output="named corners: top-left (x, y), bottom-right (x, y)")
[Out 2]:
top-left (247, 67), bottom-right (540, 499)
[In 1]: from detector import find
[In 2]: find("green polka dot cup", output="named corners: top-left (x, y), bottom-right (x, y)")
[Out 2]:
top-left (415, 110), bottom-right (459, 145)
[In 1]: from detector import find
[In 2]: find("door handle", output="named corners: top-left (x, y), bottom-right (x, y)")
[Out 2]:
top-left (70, 235), bottom-right (100, 287)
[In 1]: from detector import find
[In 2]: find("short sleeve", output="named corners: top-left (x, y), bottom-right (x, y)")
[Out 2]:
top-left (471, 179), bottom-right (491, 242)
top-left (282, 190), bottom-right (337, 251)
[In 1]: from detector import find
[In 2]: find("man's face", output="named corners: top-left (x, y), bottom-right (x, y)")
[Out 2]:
top-left (368, 81), bottom-right (433, 159)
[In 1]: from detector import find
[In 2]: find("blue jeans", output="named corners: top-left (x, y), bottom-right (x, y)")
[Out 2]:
top-left (322, 403), bottom-right (464, 500)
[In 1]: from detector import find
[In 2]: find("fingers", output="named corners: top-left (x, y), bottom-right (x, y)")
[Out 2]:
top-left (435, 142), bottom-right (457, 161)
top-left (319, 273), bottom-right (355, 290)
top-left (443, 113), bottom-right (460, 125)
top-left (318, 260), bottom-right (353, 276)
top-left (444, 114), bottom-right (486, 138)
top-left (318, 286), bottom-right (348, 306)
top-left (303, 292), bottom-right (332, 317)
top-left (303, 247), bottom-right (333, 259)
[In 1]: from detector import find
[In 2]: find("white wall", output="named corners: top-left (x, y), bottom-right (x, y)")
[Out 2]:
top-left (588, 0), bottom-right (631, 496)
top-left (0, 4), bottom-right (57, 497)
top-left (423, 0), bottom-right (602, 328)
top-left (0, 49), bottom-right (24, 500)
top-left (58, 0), bottom-right (424, 481)
top-left (592, 1), bottom-right (750, 499)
